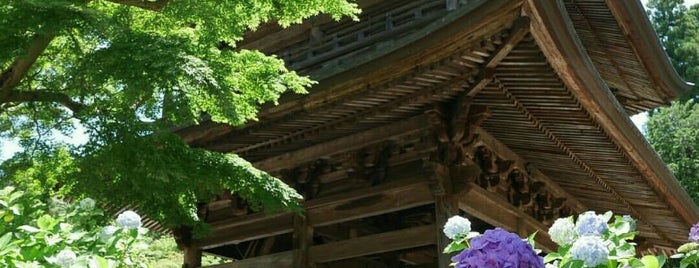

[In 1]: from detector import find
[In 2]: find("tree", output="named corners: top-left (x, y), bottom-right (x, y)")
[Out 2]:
top-left (646, 0), bottom-right (699, 204)
top-left (0, 0), bottom-right (359, 233)
top-left (646, 102), bottom-right (699, 204)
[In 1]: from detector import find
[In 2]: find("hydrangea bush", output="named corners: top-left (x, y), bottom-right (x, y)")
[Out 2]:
top-left (442, 211), bottom-right (692, 268)
top-left (544, 211), bottom-right (666, 268)
top-left (669, 222), bottom-right (699, 267)
top-left (0, 186), bottom-right (150, 268)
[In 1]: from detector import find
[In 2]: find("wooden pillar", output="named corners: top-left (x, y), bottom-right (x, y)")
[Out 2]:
top-left (182, 244), bottom-right (202, 268)
top-left (425, 161), bottom-right (458, 268)
top-left (292, 214), bottom-right (314, 268)
top-left (435, 195), bottom-right (459, 267)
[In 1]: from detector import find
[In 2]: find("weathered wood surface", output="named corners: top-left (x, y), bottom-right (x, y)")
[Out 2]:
top-left (178, 0), bottom-right (523, 148)
top-left (186, 0), bottom-right (696, 260)
top-left (205, 225), bottom-right (437, 268)
top-left (524, 0), bottom-right (697, 244)
top-left (198, 178), bottom-right (433, 249)
top-left (458, 183), bottom-right (556, 252)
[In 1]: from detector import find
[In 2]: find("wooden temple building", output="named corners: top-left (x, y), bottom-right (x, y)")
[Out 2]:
top-left (176, 0), bottom-right (699, 267)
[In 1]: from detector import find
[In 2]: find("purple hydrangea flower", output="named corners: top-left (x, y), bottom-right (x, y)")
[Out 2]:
top-left (451, 228), bottom-right (544, 268)
top-left (576, 211), bottom-right (608, 236)
top-left (689, 222), bottom-right (699, 242)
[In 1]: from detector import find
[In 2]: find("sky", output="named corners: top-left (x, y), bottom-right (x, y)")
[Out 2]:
top-left (0, 0), bottom-right (694, 161)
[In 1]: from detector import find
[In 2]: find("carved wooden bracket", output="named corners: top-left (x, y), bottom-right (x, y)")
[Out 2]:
top-left (424, 97), bottom-right (492, 166)
top-left (472, 145), bottom-right (573, 225)
top-left (283, 159), bottom-right (328, 199)
top-left (345, 141), bottom-right (395, 187)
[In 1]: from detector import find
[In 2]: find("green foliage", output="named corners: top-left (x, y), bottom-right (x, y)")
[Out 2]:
top-left (646, 101), bottom-right (699, 204)
top-left (0, 186), bottom-right (149, 267)
top-left (647, 0), bottom-right (699, 99)
top-left (0, 0), bottom-right (360, 231)
top-left (646, 0), bottom-right (699, 206)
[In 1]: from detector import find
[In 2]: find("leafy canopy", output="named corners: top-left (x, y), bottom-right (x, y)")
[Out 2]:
top-left (646, 0), bottom-right (699, 205)
top-left (0, 0), bottom-right (360, 232)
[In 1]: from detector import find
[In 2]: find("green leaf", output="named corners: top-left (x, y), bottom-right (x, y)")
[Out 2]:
top-left (17, 225), bottom-right (40, 233)
top-left (562, 260), bottom-right (584, 268)
top-left (91, 255), bottom-right (110, 268)
top-left (641, 255), bottom-right (660, 268)
top-left (443, 241), bottom-right (466, 254)
top-left (543, 252), bottom-right (562, 263)
top-left (0, 232), bottom-right (13, 248)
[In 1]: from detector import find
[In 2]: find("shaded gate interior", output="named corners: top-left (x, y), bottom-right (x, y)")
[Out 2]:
top-left (175, 0), bottom-right (699, 267)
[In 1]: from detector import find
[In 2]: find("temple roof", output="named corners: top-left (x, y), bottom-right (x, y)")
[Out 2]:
top-left (178, 0), bottom-right (698, 252)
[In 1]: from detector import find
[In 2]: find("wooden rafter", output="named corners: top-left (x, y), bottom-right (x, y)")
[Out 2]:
top-left (198, 178), bottom-right (433, 249)
top-left (524, 0), bottom-right (698, 243)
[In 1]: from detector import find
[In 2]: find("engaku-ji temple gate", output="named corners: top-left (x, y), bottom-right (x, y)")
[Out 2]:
top-left (174, 0), bottom-right (699, 267)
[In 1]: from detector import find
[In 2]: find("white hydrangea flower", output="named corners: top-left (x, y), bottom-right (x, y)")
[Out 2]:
top-left (443, 215), bottom-right (471, 239)
top-left (100, 225), bottom-right (118, 242)
top-left (116, 210), bottom-right (141, 230)
top-left (570, 236), bottom-right (609, 267)
top-left (549, 217), bottom-right (576, 246)
top-left (54, 249), bottom-right (77, 267)
top-left (78, 198), bottom-right (95, 210)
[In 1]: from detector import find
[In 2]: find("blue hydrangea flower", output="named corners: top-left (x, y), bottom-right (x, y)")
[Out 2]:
top-left (451, 228), bottom-right (544, 268)
top-left (443, 216), bottom-right (472, 239)
top-left (570, 236), bottom-right (609, 266)
top-left (100, 225), bottom-right (118, 242)
top-left (576, 211), bottom-right (608, 236)
top-left (54, 249), bottom-right (77, 267)
top-left (689, 222), bottom-right (699, 242)
top-left (116, 210), bottom-right (142, 230)
top-left (549, 217), bottom-right (576, 246)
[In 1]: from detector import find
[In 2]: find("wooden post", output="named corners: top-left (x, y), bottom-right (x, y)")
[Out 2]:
top-left (183, 244), bottom-right (202, 268)
top-left (292, 214), bottom-right (314, 268)
top-left (425, 161), bottom-right (457, 268)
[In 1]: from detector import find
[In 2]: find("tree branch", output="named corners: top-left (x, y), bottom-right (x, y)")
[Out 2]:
top-left (0, 33), bottom-right (56, 101)
top-left (2, 90), bottom-right (85, 114)
top-left (103, 0), bottom-right (170, 11)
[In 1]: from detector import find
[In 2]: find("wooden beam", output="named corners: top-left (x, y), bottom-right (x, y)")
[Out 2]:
top-left (254, 115), bottom-right (427, 172)
top-left (310, 225), bottom-right (437, 263)
top-left (307, 178), bottom-right (434, 227)
top-left (199, 178), bottom-right (434, 249)
top-left (206, 225), bottom-right (437, 268)
top-left (458, 183), bottom-right (556, 252)
top-left (206, 251), bottom-right (293, 268)
top-left (200, 213), bottom-right (294, 250)
top-left (524, 0), bottom-right (698, 241)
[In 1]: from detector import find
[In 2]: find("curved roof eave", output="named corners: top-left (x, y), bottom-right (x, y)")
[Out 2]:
top-left (605, 0), bottom-right (692, 100)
